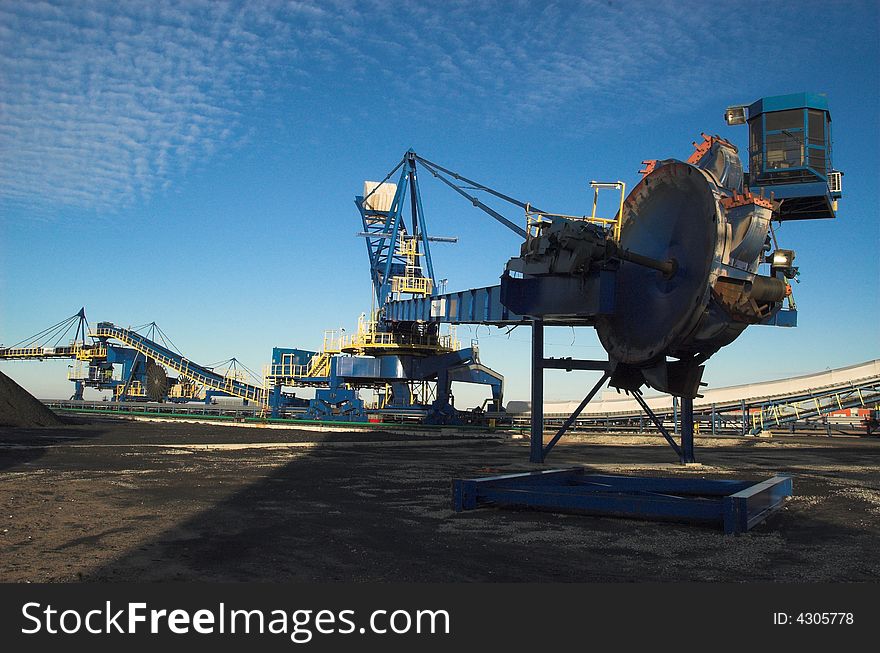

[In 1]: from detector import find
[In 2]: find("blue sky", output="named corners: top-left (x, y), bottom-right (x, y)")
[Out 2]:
top-left (1, 0), bottom-right (878, 404)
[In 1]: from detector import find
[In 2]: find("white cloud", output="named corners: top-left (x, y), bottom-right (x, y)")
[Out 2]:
top-left (0, 0), bottom-right (314, 214)
top-left (0, 0), bottom-right (855, 216)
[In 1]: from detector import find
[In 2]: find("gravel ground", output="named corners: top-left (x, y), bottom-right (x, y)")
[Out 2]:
top-left (1, 415), bottom-right (878, 582)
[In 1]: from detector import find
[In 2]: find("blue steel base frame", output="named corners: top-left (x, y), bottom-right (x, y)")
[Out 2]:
top-left (453, 468), bottom-right (792, 534)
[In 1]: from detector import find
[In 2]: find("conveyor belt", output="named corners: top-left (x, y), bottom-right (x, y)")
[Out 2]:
top-left (507, 360), bottom-right (880, 429)
top-left (92, 324), bottom-right (266, 405)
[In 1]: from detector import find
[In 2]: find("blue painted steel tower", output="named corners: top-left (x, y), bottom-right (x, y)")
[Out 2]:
top-left (265, 151), bottom-right (505, 423)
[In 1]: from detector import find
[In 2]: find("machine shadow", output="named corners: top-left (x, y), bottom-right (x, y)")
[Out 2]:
top-left (84, 439), bottom-right (520, 583)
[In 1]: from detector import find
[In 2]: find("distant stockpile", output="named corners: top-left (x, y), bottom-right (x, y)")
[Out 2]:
top-left (0, 370), bottom-right (63, 427)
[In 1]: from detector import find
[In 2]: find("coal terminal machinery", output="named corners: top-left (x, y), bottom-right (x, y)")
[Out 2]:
top-left (1, 92), bottom-right (849, 532)
top-left (0, 310), bottom-right (270, 406)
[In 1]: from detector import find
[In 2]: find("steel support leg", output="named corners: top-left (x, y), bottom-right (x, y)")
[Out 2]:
top-left (119, 354), bottom-right (143, 403)
top-left (542, 371), bottom-right (609, 459)
top-left (680, 397), bottom-right (696, 464)
top-left (673, 396), bottom-right (679, 434)
top-left (530, 319), bottom-right (544, 463)
top-left (711, 403), bottom-right (717, 436)
top-left (270, 384), bottom-right (282, 418)
top-left (633, 391), bottom-right (683, 459)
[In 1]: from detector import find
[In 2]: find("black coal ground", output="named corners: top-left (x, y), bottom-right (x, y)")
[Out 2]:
top-left (1, 416), bottom-right (877, 582)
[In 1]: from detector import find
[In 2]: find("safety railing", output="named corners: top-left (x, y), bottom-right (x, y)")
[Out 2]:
top-left (0, 342), bottom-right (109, 361)
top-left (265, 363), bottom-right (310, 379)
top-left (307, 351), bottom-right (332, 378)
top-left (341, 325), bottom-right (459, 352)
top-left (392, 275), bottom-right (433, 295)
top-left (524, 180), bottom-right (625, 243)
top-left (114, 381), bottom-right (145, 398)
top-left (0, 344), bottom-right (94, 359)
top-left (76, 345), bottom-right (107, 360)
top-left (67, 361), bottom-right (85, 381)
top-left (68, 360), bottom-right (114, 383)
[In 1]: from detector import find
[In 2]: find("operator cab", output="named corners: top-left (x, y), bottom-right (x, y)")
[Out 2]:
top-left (726, 92), bottom-right (841, 220)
